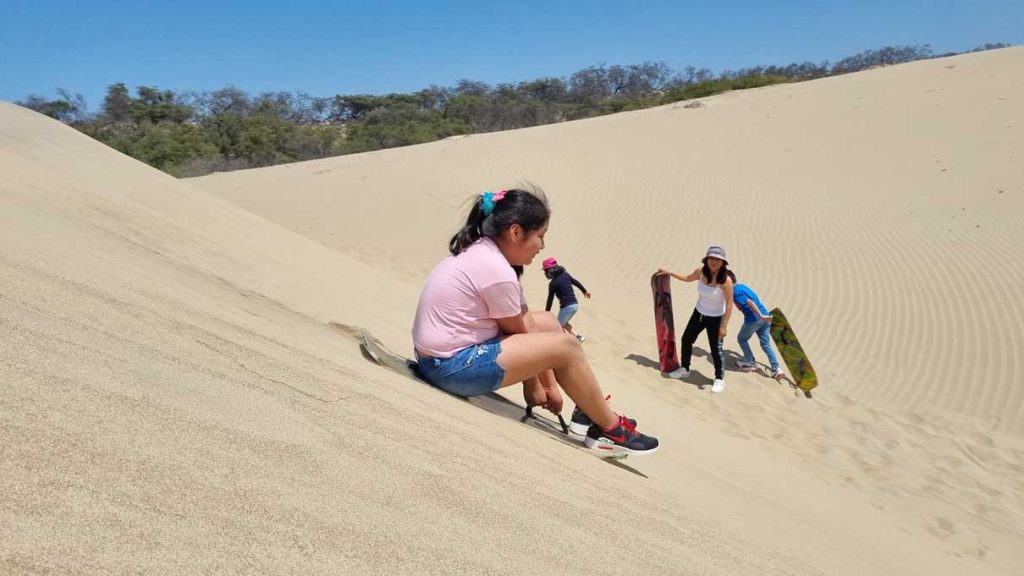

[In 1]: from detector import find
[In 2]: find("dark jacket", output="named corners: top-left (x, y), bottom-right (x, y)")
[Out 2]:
top-left (545, 271), bottom-right (587, 311)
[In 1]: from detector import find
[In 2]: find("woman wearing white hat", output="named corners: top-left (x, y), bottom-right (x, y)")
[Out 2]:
top-left (656, 246), bottom-right (735, 393)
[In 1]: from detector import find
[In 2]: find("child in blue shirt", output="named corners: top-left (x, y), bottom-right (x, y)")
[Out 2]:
top-left (732, 282), bottom-right (784, 379)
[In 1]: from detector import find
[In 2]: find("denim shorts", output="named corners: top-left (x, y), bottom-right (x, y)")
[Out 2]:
top-left (557, 304), bottom-right (580, 326)
top-left (416, 337), bottom-right (506, 397)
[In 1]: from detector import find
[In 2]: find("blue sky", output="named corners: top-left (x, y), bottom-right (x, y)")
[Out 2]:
top-left (2, 0), bottom-right (1021, 110)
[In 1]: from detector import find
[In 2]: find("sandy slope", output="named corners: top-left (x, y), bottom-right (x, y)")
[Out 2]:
top-left (1, 47), bottom-right (1022, 575)
top-left (195, 47), bottom-right (1024, 435)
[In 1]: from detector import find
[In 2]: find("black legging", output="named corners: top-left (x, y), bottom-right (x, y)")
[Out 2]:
top-left (680, 309), bottom-right (724, 379)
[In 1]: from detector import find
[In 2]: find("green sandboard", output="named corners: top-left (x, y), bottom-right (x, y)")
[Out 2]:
top-left (358, 332), bottom-right (636, 464)
top-left (768, 308), bottom-right (818, 397)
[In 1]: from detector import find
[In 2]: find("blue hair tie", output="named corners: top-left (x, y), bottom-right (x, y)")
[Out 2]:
top-left (481, 190), bottom-right (495, 215)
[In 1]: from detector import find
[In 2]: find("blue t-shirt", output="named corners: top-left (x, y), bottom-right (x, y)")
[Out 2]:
top-left (733, 284), bottom-right (769, 322)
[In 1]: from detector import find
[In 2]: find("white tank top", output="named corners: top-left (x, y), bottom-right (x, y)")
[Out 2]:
top-left (695, 278), bottom-right (726, 317)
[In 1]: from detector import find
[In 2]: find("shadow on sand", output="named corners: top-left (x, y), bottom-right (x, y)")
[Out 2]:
top-left (624, 346), bottom-right (752, 390)
top-left (627, 345), bottom-right (811, 397)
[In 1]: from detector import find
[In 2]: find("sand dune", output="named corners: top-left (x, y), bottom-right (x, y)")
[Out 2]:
top-left (195, 47), bottom-right (1024, 434)
top-left (1, 47), bottom-right (1022, 575)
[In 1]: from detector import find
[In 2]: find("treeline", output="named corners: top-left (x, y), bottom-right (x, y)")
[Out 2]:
top-left (17, 43), bottom-right (1009, 177)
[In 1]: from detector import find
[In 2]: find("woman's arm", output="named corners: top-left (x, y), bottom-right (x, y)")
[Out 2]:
top-left (657, 267), bottom-right (701, 282)
top-left (720, 278), bottom-right (735, 338)
top-left (496, 311), bottom-right (529, 336)
top-left (545, 284), bottom-right (555, 312)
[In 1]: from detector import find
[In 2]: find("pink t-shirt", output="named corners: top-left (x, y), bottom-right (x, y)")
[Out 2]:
top-left (412, 237), bottom-right (526, 358)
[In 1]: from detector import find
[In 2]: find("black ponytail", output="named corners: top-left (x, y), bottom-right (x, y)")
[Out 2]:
top-left (448, 185), bottom-right (550, 255)
top-left (448, 201), bottom-right (488, 256)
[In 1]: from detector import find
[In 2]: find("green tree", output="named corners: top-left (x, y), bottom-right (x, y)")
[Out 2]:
top-left (17, 89), bottom-right (87, 123)
top-left (235, 112), bottom-right (297, 165)
top-left (343, 105), bottom-right (469, 153)
top-left (123, 123), bottom-right (218, 172)
top-left (129, 86), bottom-right (193, 124)
top-left (101, 83), bottom-right (132, 122)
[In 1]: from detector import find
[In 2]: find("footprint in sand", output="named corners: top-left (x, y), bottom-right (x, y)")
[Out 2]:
top-left (925, 516), bottom-right (956, 539)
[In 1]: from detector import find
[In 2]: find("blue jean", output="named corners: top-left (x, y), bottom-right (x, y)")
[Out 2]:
top-left (415, 337), bottom-right (506, 397)
top-left (556, 303), bottom-right (580, 326)
top-left (737, 318), bottom-right (780, 371)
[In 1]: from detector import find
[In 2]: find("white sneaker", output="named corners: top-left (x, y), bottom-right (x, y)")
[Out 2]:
top-left (735, 360), bottom-right (759, 372)
top-left (711, 379), bottom-right (725, 394)
top-left (770, 367), bottom-right (785, 380)
top-left (576, 334), bottom-right (587, 343)
top-left (667, 367), bottom-right (690, 379)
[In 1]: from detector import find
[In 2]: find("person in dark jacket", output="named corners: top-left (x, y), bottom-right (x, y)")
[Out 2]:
top-left (542, 257), bottom-right (591, 342)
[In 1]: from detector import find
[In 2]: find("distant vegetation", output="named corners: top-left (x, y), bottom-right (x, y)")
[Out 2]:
top-left (16, 43), bottom-right (1010, 177)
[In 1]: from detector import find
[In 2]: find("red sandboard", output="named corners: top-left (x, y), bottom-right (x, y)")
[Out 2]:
top-left (651, 273), bottom-right (680, 372)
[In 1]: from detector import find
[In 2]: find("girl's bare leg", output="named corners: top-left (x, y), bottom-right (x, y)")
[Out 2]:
top-left (521, 312), bottom-right (562, 407)
top-left (527, 311), bottom-right (562, 383)
top-left (497, 331), bottom-right (616, 429)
